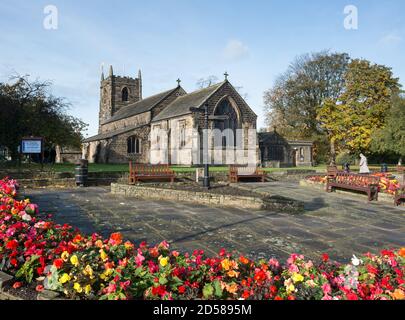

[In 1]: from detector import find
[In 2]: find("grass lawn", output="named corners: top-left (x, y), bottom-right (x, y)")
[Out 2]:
top-left (1, 162), bottom-right (400, 174)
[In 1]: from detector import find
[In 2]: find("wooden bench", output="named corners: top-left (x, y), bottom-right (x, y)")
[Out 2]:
top-left (327, 165), bottom-right (340, 179)
top-left (397, 166), bottom-right (404, 173)
top-left (326, 172), bottom-right (380, 202)
top-left (128, 162), bottom-right (175, 184)
top-left (229, 165), bottom-right (266, 183)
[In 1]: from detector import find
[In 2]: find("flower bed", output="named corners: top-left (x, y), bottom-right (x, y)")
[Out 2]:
top-left (0, 177), bottom-right (404, 300)
top-left (307, 173), bottom-right (401, 195)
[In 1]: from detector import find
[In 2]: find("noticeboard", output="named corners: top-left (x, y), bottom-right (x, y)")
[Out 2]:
top-left (21, 138), bottom-right (43, 154)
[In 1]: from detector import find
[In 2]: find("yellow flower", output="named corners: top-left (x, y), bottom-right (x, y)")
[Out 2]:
top-left (159, 256), bottom-right (169, 267)
top-left (286, 284), bottom-right (295, 294)
top-left (221, 259), bottom-right (231, 271)
top-left (83, 265), bottom-right (93, 277)
top-left (61, 251), bottom-right (69, 262)
top-left (84, 284), bottom-right (92, 295)
top-left (292, 273), bottom-right (304, 283)
top-left (59, 273), bottom-right (71, 284)
top-left (73, 282), bottom-right (82, 293)
top-left (100, 249), bottom-right (108, 261)
top-left (70, 255), bottom-right (79, 267)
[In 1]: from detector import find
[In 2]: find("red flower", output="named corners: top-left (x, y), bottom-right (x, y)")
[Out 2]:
top-left (152, 285), bottom-right (167, 297)
top-left (274, 296), bottom-right (283, 300)
top-left (36, 285), bottom-right (44, 292)
top-left (178, 285), bottom-right (186, 294)
top-left (219, 248), bottom-right (226, 257)
top-left (13, 282), bottom-right (22, 289)
top-left (6, 239), bottom-right (18, 250)
top-left (53, 258), bottom-right (63, 269)
top-left (10, 258), bottom-right (18, 267)
top-left (346, 292), bottom-right (358, 300)
top-left (109, 233), bottom-right (123, 246)
top-left (322, 253), bottom-right (329, 262)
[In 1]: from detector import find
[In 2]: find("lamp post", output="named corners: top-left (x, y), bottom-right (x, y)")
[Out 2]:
top-left (191, 103), bottom-right (229, 189)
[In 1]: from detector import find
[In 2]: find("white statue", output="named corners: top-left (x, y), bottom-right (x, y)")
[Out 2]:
top-left (359, 153), bottom-right (370, 174)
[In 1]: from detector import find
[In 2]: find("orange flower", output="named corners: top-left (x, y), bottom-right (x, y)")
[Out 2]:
top-left (239, 256), bottom-right (249, 264)
top-left (226, 283), bottom-right (238, 294)
top-left (73, 234), bottom-right (83, 243)
top-left (227, 270), bottom-right (239, 278)
top-left (124, 241), bottom-right (134, 250)
top-left (95, 240), bottom-right (103, 248)
top-left (399, 248), bottom-right (405, 258)
top-left (109, 233), bottom-right (123, 246)
top-left (390, 289), bottom-right (405, 300)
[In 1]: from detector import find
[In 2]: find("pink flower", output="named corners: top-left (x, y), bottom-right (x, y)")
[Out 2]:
top-left (120, 280), bottom-right (130, 290)
top-left (135, 251), bottom-right (145, 267)
top-left (288, 264), bottom-right (299, 273)
top-left (322, 283), bottom-right (332, 295)
top-left (269, 258), bottom-right (280, 268)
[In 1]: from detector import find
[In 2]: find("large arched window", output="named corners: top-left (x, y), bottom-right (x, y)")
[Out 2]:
top-left (127, 136), bottom-right (141, 154)
top-left (122, 87), bottom-right (129, 102)
top-left (214, 99), bottom-right (239, 147)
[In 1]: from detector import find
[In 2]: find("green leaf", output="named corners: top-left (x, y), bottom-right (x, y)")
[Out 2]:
top-left (213, 280), bottom-right (223, 297)
top-left (159, 276), bottom-right (168, 285)
top-left (203, 283), bottom-right (214, 299)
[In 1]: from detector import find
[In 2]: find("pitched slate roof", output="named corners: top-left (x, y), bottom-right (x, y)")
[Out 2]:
top-left (83, 123), bottom-right (148, 143)
top-left (103, 87), bottom-right (179, 124)
top-left (152, 81), bottom-right (225, 122)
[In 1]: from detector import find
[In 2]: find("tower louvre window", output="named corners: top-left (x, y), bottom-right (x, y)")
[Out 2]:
top-left (122, 87), bottom-right (129, 102)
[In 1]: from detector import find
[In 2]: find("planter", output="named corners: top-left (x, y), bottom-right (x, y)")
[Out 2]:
top-left (300, 179), bottom-right (396, 204)
top-left (111, 183), bottom-right (304, 213)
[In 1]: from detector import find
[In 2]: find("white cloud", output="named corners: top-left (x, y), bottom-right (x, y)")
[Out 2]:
top-left (222, 39), bottom-right (250, 61)
top-left (379, 32), bottom-right (402, 46)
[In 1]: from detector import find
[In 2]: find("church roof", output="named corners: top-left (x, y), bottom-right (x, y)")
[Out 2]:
top-left (83, 123), bottom-right (148, 143)
top-left (103, 87), bottom-right (179, 124)
top-left (258, 131), bottom-right (313, 145)
top-left (152, 81), bottom-right (225, 122)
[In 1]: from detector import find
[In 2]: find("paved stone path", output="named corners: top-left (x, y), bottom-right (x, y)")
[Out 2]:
top-left (23, 182), bottom-right (405, 263)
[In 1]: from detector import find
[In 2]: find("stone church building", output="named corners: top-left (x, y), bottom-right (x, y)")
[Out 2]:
top-left (82, 66), bottom-right (313, 167)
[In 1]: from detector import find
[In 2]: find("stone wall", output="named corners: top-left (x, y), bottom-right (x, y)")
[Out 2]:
top-left (111, 183), bottom-right (263, 209)
top-left (106, 126), bottom-right (151, 163)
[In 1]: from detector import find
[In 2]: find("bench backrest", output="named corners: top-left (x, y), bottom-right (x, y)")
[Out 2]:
top-left (229, 165), bottom-right (262, 176)
top-left (327, 165), bottom-right (339, 177)
top-left (129, 162), bottom-right (174, 176)
top-left (334, 173), bottom-right (380, 187)
top-left (398, 166), bottom-right (404, 173)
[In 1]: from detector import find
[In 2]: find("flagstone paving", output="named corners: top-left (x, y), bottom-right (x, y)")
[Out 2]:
top-left (22, 182), bottom-right (405, 263)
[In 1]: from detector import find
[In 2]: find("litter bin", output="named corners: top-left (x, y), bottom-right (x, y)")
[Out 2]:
top-left (381, 163), bottom-right (388, 173)
top-left (75, 159), bottom-right (88, 187)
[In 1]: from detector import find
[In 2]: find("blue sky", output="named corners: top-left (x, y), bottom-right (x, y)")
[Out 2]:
top-left (0, 0), bottom-right (404, 137)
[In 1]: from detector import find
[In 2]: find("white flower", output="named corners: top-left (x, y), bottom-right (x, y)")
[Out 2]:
top-left (22, 213), bottom-right (32, 221)
top-left (351, 255), bottom-right (361, 266)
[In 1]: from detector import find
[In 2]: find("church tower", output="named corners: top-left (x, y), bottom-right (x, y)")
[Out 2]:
top-left (99, 65), bottom-right (143, 131)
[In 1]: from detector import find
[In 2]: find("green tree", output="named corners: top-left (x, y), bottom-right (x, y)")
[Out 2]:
top-left (371, 94), bottom-right (405, 164)
top-left (0, 75), bottom-right (88, 161)
top-left (318, 59), bottom-right (401, 163)
top-left (263, 51), bottom-right (350, 163)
